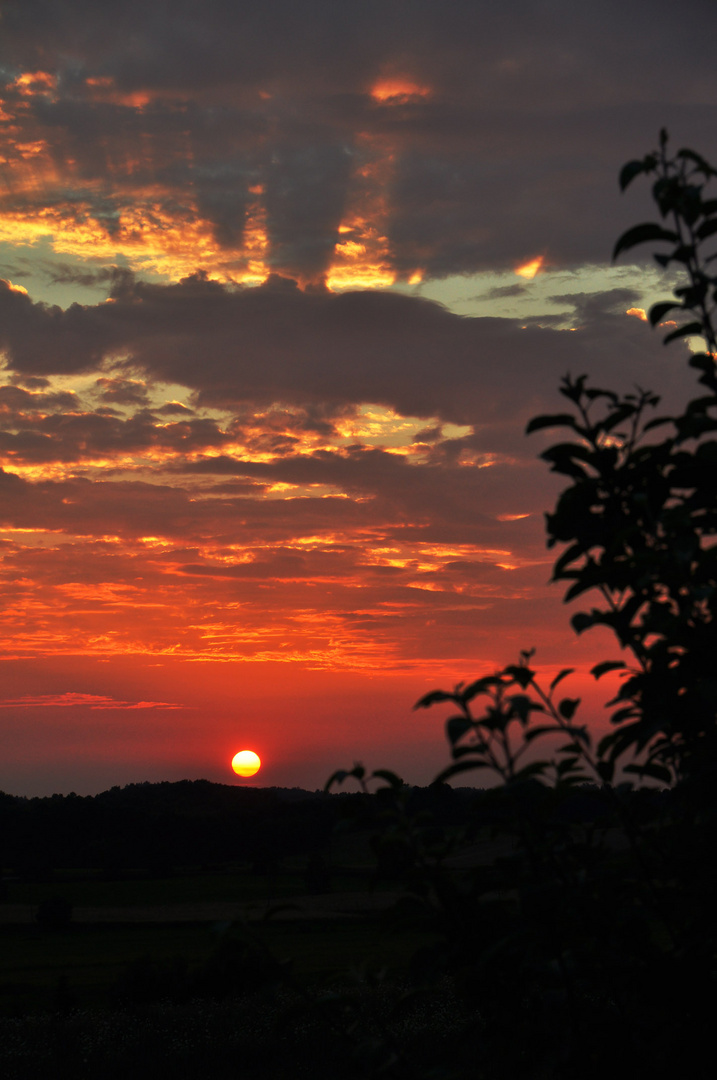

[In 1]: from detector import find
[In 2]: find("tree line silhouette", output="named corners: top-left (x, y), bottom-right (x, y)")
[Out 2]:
top-left (0, 782), bottom-right (342, 878)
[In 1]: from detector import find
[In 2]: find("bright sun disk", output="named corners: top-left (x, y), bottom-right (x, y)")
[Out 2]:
top-left (231, 749), bottom-right (261, 777)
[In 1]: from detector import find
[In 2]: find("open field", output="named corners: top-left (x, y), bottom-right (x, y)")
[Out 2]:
top-left (0, 795), bottom-right (521, 1020)
top-left (0, 867), bottom-right (394, 914)
top-left (0, 915), bottom-right (433, 1014)
top-left (0, 848), bottom-right (442, 1017)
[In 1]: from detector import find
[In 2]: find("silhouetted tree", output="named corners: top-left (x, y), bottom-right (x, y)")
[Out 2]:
top-left (329, 132), bottom-right (717, 1080)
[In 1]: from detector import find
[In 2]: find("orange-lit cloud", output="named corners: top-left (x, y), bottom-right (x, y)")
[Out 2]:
top-left (1, 279), bottom-right (28, 295)
top-left (626, 307), bottom-right (647, 320)
top-left (370, 78), bottom-right (432, 104)
top-left (0, 63), bottom-right (434, 290)
top-left (0, 328), bottom-right (576, 673)
top-left (515, 256), bottom-right (545, 279)
top-left (327, 132), bottom-right (398, 289)
top-left (11, 71), bottom-right (58, 97)
top-left (84, 77), bottom-right (153, 109)
top-left (0, 692), bottom-right (183, 709)
top-left (0, 198), bottom-right (249, 284)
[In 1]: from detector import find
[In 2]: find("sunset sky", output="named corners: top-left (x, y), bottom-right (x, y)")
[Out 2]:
top-left (1, 0), bottom-right (716, 796)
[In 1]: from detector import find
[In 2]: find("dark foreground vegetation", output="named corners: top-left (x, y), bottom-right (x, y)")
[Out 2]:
top-left (0, 780), bottom-right (480, 1078)
top-left (2, 134), bottom-right (717, 1078)
top-left (0, 779), bottom-right (693, 1079)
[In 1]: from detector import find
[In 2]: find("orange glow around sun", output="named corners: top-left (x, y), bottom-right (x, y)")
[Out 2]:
top-left (232, 750), bottom-right (261, 777)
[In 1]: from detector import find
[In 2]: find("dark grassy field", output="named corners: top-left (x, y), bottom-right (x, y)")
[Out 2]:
top-left (0, 916), bottom-right (430, 1014)
top-left (0, 786), bottom-right (496, 1076)
top-left (0, 844), bottom-right (437, 1017)
top-left (2, 865), bottom-right (369, 909)
top-left (0, 857), bottom-right (448, 1080)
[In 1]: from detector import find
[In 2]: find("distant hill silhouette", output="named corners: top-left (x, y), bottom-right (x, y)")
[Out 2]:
top-left (0, 780), bottom-right (340, 877)
top-left (0, 779), bottom-right (476, 877)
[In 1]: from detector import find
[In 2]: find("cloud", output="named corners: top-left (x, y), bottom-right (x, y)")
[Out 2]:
top-left (0, 692), bottom-right (183, 709)
top-left (94, 377), bottom-right (150, 407)
top-left (41, 263), bottom-right (130, 289)
top-left (478, 284), bottom-right (529, 300)
top-left (1, 2), bottom-right (716, 284)
top-left (0, 276), bottom-right (690, 429)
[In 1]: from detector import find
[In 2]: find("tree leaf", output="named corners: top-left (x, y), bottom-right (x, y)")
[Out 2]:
top-left (662, 321), bottom-right (704, 344)
top-left (512, 761), bottom-right (549, 782)
top-left (550, 668), bottom-right (575, 692)
top-left (591, 660), bottom-right (627, 679)
top-left (371, 769), bottom-right (405, 789)
top-left (524, 724), bottom-right (566, 742)
top-left (414, 689), bottom-right (456, 710)
top-left (431, 760), bottom-right (492, 785)
top-left (648, 301), bottom-right (680, 326)
top-left (446, 715), bottom-right (473, 746)
top-left (676, 147), bottom-right (716, 174)
top-left (504, 665), bottom-right (534, 689)
top-left (619, 158), bottom-right (654, 191)
top-left (596, 760), bottom-right (614, 783)
top-left (571, 612), bottom-right (599, 634)
top-left (696, 218), bottom-right (717, 241)
top-left (452, 743), bottom-right (489, 758)
top-left (525, 413), bottom-right (579, 434)
top-left (324, 769), bottom-right (350, 791)
top-left (623, 762), bottom-right (672, 784)
top-left (508, 693), bottom-right (541, 725)
top-left (461, 676), bottom-right (503, 702)
top-left (558, 698), bottom-right (581, 720)
top-left (612, 222), bottom-right (679, 260)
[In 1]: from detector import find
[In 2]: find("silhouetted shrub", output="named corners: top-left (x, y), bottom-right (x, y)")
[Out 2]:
top-left (328, 133), bottom-right (717, 1079)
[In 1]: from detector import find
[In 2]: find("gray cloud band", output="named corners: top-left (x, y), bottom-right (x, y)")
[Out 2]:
top-left (0, 277), bottom-right (688, 427)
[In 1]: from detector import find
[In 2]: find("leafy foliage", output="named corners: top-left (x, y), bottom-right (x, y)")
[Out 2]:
top-left (527, 130), bottom-right (717, 783)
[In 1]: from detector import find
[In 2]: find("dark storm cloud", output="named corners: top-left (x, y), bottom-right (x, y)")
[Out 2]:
top-left (2, 1), bottom-right (716, 279)
top-left (0, 274), bottom-right (690, 429)
top-left (40, 263), bottom-right (128, 289)
top-left (0, 383), bottom-right (79, 413)
top-left (479, 284), bottom-right (528, 301)
top-left (5, 0), bottom-right (713, 105)
top-left (0, 281), bottom-right (120, 374)
top-left (0, 400), bottom-right (231, 464)
top-left (94, 377), bottom-right (150, 407)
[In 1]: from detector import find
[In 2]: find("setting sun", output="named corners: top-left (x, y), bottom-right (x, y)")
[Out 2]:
top-left (231, 750), bottom-right (262, 778)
